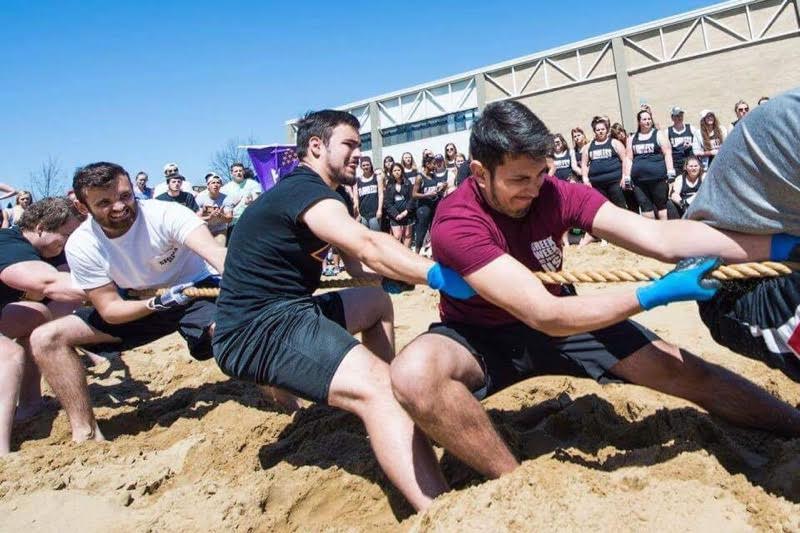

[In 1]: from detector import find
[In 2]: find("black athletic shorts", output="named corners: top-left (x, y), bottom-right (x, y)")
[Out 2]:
top-left (212, 292), bottom-right (358, 403)
top-left (698, 273), bottom-right (800, 382)
top-left (633, 179), bottom-right (669, 212)
top-left (426, 319), bottom-right (657, 399)
top-left (74, 298), bottom-right (217, 361)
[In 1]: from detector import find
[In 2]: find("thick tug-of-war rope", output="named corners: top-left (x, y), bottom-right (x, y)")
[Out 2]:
top-left (130, 261), bottom-right (798, 299)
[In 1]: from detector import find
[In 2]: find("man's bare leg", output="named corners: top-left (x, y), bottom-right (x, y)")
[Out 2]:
top-left (0, 336), bottom-right (25, 455)
top-left (328, 344), bottom-right (448, 511)
top-left (391, 333), bottom-right (519, 479)
top-left (15, 338), bottom-right (44, 421)
top-left (338, 287), bottom-right (394, 362)
top-left (29, 315), bottom-right (119, 442)
top-left (609, 339), bottom-right (800, 436)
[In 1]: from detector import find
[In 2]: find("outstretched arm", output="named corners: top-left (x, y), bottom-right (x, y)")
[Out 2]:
top-left (591, 202), bottom-right (771, 262)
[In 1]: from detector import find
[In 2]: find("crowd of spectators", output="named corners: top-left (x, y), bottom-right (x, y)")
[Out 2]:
top-left (337, 95), bottom-right (771, 261)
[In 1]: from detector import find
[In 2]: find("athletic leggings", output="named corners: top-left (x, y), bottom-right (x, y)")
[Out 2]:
top-left (590, 180), bottom-right (627, 209)
top-left (633, 179), bottom-right (668, 213)
top-left (414, 204), bottom-right (435, 250)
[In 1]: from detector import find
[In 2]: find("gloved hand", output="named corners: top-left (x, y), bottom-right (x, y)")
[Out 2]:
top-left (770, 233), bottom-right (800, 262)
top-left (146, 282), bottom-right (194, 312)
top-left (427, 263), bottom-right (476, 300)
top-left (636, 257), bottom-right (720, 310)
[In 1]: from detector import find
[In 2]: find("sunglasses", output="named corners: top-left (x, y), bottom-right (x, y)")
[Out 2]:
top-left (165, 168), bottom-right (178, 175)
top-left (737, 107), bottom-right (749, 112)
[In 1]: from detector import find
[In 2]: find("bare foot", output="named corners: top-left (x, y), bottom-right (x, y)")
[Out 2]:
top-left (260, 385), bottom-right (305, 413)
top-left (73, 422), bottom-right (106, 443)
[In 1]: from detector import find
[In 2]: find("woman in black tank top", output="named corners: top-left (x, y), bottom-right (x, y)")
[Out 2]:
top-left (669, 155), bottom-right (704, 217)
top-left (401, 152), bottom-right (419, 185)
top-left (580, 117), bottom-right (627, 209)
top-left (626, 110), bottom-right (675, 220)
top-left (548, 133), bottom-right (575, 181)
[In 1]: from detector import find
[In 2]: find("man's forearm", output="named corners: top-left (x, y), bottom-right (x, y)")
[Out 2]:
top-left (42, 275), bottom-right (87, 303)
top-left (519, 290), bottom-right (642, 337)
top-left (356, 231), bottom-right (432, 284)
top-left (96, 299), bottom-right (153, 325)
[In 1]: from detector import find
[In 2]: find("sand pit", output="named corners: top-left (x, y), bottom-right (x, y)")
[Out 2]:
top-left (2, 245), bottom-right (800, 532)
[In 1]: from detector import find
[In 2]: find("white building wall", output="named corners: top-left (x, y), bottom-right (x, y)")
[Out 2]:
top-left (381, 130), bottom-right (472, 166)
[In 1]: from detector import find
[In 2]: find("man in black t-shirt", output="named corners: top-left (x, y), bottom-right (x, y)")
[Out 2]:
top-left (213, 109), bottom-right (476, 512)
top-left (155, 175), bottom-right (198, 211)
top-left (0, 197), bottom-right (86, 455)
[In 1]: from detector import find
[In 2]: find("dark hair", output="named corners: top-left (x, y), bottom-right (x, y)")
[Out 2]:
top-left (230, 162), bottom-right (245, 171)
top-left (135, 171), bottom-right (148, 179)
top-left (17, 197), bottom-right (81, 231)
top-left (552, 133), bottom-right (569, 153)
top-left (591, 116), bottom-right (610, 131)
top-left (295, 109), bottom-right (360, 160)
top-left (360, 155), bottom-right (373, 173)
top-left (469, 100), bottom-right (552, 176)
top-left (73, 162), bottom-right (129, 204)
top-left (389, 162), bottom-right (405, 183)
top-left (636, 110), bottom-right (653, 134)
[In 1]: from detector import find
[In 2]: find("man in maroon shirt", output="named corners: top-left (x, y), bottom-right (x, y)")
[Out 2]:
top-left (390, 100), bottom-right (800, 483)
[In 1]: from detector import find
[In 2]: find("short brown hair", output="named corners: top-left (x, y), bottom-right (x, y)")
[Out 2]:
top-left (17, 197), bottom-right (81, 232)
top-left (73, 162), bottom-right (129, 204)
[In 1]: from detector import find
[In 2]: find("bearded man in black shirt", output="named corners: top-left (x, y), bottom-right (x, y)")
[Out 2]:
top-left (213, 109), bottom-right (475, 511)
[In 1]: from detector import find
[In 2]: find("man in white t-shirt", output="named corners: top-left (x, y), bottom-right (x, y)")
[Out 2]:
top-left (195, 173), bottom-right (233, 245)
top-left (220, 162), bottom-right (262, 236)
top-left (29, 162), bottom-right (227, 443)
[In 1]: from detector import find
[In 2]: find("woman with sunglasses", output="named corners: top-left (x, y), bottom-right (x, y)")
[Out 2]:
top-left (731, 100), bottom-right (749, 128)
top-left (384, 162), bottom-right (415, 248)
top-left (694, 110), bottom-right (727, 170)
top-left (626, 109), bottom-right (674, 220)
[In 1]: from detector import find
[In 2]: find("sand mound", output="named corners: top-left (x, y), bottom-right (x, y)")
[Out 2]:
top-left (2, 245), bottom-right (799, 531)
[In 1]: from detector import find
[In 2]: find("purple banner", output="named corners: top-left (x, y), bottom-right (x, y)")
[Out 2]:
top-left (247, 145), bottom-right (299, 192)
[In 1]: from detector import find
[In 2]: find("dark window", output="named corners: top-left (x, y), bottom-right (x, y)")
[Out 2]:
top-left (360, 133), bottom-right (372, 152)
top-left (381, 109), bottom-right (478, 147)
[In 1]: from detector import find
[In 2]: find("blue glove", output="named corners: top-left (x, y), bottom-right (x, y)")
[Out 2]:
top-left (147, 282), bottom-right (194, 312)
top-left (636, 257), bottom-right (721, 310)
top-left (427, 263), bottom-right (476, 300)
top-left (770, 233), bottom-right (800, 262)
top-left (381, 278), bottom-right (409, 294)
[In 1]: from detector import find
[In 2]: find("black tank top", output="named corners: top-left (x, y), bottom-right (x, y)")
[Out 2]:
top-left (356, 174), bottom-right (380, 218)
top-left (552, 150), bottom-right (573, 181)
top-left (417, 173), bottom-right (441, 207)
top-left (679, 175), bottom-right (702, 201)
top-left (668, 125), bottom-right (694, 170)
top-left (587, 138), bottom-right (621, 183)
top-left (630, 129), bottom-right (667, 182)
top-left (403, 168), bottom-right (418, 184)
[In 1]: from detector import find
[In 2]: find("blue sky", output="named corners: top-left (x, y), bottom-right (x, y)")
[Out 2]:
top-left (1, 0), bottom-right (715, 193)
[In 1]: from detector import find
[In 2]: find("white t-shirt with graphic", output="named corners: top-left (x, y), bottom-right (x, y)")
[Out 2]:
top-left (66, 200), bottom-right (211, 291)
